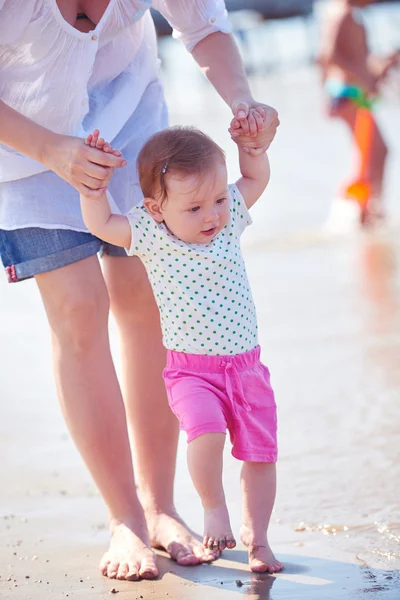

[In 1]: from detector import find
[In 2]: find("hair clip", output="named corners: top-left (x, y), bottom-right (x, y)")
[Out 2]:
top-left (161, 162), bottom-right (168, 174)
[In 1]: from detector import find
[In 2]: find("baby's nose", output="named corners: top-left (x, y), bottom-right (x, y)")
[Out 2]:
top-left (205, 210), bottom-right (218, 223)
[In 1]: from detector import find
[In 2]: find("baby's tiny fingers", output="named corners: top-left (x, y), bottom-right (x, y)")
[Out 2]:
top-left (255, 106), bottom-right (266, 121)
top-left (247, 111), bottom-right (258, 137)
top-left (253, 110), bottom-right (264, 132)
top-left (90, 130), bottom-right (100, 147)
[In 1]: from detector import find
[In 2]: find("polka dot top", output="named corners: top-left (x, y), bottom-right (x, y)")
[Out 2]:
top-left (126, 184), bottom-right (258, 355)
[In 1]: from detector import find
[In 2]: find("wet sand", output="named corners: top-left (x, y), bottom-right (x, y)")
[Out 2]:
top-left (1, 10), bottom-right (400, 600)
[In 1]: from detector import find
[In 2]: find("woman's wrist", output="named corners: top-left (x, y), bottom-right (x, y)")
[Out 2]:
top-left (36, 129), bottom-right (61, 167)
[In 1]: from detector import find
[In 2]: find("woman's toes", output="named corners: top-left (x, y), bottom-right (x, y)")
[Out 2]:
top-left (126, 563), bottom-right (140, 581)
top-left (139, 557), bottom-right (158, 579)
top-left (116, 562), bottom-right (129, 580)
top-left (175, 548), bottom-right (200, 566)
top-left (107, 562), bottom-right (119, 578)
top-left (99, 558), bottom-right (110, 577)
top-left (193, 544), bottom-right (217, 563)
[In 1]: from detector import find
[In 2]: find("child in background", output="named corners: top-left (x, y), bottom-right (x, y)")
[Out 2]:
top-left (80, 122), bottom-right (283, 574)
top-left (318, 0), bottom-right (399, 226)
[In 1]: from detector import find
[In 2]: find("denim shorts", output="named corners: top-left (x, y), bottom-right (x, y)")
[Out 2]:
top-left (0, 227), bottom-right (127, 283)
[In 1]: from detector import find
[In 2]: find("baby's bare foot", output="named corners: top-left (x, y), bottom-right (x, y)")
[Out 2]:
top-left (99, 520), bottom-right (158, 581)
top-left (240, 525), bottom-right (283, 574)
top-left (146, 510), bottom-right (218, 566)
top-left (203, 505), bottom-right (236, 552)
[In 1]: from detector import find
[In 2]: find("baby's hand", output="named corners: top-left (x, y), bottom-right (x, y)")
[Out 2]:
top-left (230, 108), bottom-right (265, 139)
top-left (229, 108), bottom-right (273, 156)
top-left (84, 129), bottom-right (122, 157)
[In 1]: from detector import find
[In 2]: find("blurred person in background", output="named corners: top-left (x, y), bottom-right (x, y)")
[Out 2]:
top-left (0, 0), bottom-right (278, 582)
top-left (318, 0), bottom-right (399, 227)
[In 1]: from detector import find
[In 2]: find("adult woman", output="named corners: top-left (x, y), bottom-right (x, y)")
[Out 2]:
top-left (0, 0), bottom-right (279, 581)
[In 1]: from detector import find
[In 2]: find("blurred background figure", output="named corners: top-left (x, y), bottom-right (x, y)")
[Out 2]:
top-left (318, 0), bottom-right (400, 230)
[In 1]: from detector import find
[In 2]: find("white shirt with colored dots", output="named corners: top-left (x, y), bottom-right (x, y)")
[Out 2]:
top-left (126, 184), bottom-right (258, 356)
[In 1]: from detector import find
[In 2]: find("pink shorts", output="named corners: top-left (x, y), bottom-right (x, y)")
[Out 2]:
top-left (163, 346), bottom-right (277, 463)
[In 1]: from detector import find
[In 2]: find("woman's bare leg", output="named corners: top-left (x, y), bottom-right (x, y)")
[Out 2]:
top-left (103, 255), bottom-right (217, 564)
top-left (36, 255), bottom-right (158, 581)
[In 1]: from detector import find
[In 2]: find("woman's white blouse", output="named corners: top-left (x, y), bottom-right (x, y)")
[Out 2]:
top-left (0, 0), bottom-right (231, 230)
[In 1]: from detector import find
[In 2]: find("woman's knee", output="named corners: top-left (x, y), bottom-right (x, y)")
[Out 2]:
top-left (53, 291), bottom-right (110, 352)
top-left (37, 258), bottom-right (110, 353)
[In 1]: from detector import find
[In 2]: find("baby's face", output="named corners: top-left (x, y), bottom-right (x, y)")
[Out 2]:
top-left (154, 163), bottom-right (230, 244)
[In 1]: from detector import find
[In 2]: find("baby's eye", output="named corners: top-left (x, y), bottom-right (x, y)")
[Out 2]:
top-left (216, 197), bottom-right (227, 204)
top-left (190, 206), bottom-right (200, 213)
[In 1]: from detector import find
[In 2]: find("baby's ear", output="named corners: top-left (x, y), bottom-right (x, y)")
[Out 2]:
top-left (143, 197), bottom-right (164, 222)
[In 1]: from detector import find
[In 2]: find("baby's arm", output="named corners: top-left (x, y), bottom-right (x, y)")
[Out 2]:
top-left (235, 111), bottom-right (270, 209)
top-left (80, 130), bottom-right (132, 248)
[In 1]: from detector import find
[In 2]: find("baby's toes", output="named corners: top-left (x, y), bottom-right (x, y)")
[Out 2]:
top-left (207, 537), bottom-right (217, 550)
top-left (225, 536), bottom-right (236, 550)
top-left (217, 537), bottom-right (226, 551)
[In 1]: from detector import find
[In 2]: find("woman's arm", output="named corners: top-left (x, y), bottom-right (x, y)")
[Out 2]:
top-left (153, 1), bottom-right (279, 149)
top-left (0, 100), bottom-right (126, 197)
top-left (191, 32), bottom-right (279, 146)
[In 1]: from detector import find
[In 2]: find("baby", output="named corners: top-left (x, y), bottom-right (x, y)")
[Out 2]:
top-left (80, 122), bottom-right (283, 574)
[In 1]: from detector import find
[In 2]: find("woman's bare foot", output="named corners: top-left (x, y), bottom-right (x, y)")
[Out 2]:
top-left (99, 520), bottom-right (158, 581)
top-left (146, 510), bottom-right (219, 566)
top-left (240, 526), bottom-right (283, 574)
top-left (204, 505), bottom-right (236, 552)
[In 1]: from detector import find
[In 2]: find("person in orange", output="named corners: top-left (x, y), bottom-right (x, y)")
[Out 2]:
top-left (318, 0), bottom-right (399, 227)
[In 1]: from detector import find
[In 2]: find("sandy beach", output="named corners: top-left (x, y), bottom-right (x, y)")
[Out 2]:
top-left (1, 4), bottom-right (400, 598)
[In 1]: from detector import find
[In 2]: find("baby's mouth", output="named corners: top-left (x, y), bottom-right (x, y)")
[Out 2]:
top-left (201, 227), bottom-right (217, 237)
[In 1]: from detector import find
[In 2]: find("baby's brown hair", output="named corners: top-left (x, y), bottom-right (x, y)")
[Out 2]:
top-left (137, 126), bottom-right (226, 203)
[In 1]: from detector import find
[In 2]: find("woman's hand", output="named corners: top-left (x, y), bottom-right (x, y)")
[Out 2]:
top-left (42, 133), bottom-right (127, 198)
top-left (229, 99), bottom-right (280, 156)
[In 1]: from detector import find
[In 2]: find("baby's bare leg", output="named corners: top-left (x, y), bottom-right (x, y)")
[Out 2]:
top-left (187, 433), bottom-right (236, 552)
top-left (240, 462), bottom-right (283, 574)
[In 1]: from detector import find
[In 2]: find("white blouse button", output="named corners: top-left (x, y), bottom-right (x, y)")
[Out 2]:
top-left (209, 16), bottom-right (216, 24)
top-left (91, 34), bottom-right (98, 41)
